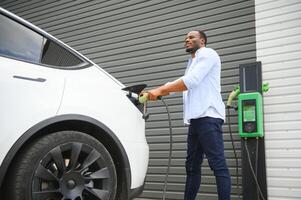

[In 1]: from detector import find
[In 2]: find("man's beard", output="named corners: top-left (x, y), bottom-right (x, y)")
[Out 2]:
top-left (185, 42), bottom-right (200, 53)
top-left (185, 47), bottom-right (199, 53)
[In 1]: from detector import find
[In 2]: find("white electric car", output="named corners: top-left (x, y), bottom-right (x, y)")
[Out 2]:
top-left (0, 7), bottom-right (149, 200)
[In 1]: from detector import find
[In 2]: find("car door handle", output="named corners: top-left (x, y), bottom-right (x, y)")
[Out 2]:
top-left (13, 75), bottom-right (46, 82)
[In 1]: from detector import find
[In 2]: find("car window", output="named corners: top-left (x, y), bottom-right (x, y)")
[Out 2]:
top-left (0, 14), bottom-right (43, 63)
top-left (0, 13), bottom-right (86, 68)
top-left (41, 39), bottom-right (83, 67)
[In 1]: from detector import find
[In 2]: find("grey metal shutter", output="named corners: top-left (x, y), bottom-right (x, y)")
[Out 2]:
top-left (0, 1), bottom-right (256, 199)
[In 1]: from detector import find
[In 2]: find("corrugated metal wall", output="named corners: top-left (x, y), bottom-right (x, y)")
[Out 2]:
top-left (0, 0), bottom-right (257, 199)
top-left (255, 0), bottom-right (301, 199)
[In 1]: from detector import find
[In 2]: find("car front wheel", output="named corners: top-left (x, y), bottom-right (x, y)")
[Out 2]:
top-left (5, 131), bottom-right (117, 200)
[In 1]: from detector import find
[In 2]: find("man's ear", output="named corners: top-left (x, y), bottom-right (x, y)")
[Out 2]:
top-left (200, 38), bottom-right (205, 46)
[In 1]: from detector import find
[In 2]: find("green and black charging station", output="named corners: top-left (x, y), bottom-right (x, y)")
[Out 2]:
top-left (227, 62), bottom-right (269, 200)
top-left (238, 92), bottom-right (264, 138)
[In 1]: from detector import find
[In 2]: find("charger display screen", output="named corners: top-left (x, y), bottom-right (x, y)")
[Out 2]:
top-left (243, 105), bottom-right (256, 122)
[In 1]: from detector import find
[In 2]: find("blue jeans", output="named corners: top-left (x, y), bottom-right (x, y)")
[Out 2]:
top-left (184, 117), bottom-right (231, 200)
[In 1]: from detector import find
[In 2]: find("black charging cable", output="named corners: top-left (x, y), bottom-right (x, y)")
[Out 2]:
top-left (244, 139), bottom-right (267, 200)
top-left (139, 94), bottom-right (173, 199)
top-left (160, 97), bottom-right (173, 200)
top-left (255, 137), bottom-right (260, 200)
top-left (227, 107), bottom-right (241, 199)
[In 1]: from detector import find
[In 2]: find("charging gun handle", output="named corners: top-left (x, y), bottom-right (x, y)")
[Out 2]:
top-left (227, 86), bottom-right (240, 108)
top-left (139, 93), bottom-right (162, 103)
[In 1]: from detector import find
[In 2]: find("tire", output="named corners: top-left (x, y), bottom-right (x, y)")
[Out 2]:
top-left (5, 131), bottom-right (117, 200)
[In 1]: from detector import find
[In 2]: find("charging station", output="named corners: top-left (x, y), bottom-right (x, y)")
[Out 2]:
top-left (238, 92), bottom-right (263, 138)
top-left (239, 62), bottom-right (268, 200)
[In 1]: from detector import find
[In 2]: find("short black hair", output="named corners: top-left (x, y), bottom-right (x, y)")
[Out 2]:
top-left (197, 30), bottom-right (207, 46)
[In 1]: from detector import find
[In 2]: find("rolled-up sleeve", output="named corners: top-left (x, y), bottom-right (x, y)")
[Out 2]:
top-left (182, 56), bottom-right (215, 90)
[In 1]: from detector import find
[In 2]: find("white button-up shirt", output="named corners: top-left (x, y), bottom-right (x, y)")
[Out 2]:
top-left (181, 47), bottom-right (225, 124)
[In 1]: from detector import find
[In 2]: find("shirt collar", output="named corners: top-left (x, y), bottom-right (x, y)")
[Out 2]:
top-left (195, 47), bottom-right (206, 58)
top-left (187, 47), bottom-right (206, 66)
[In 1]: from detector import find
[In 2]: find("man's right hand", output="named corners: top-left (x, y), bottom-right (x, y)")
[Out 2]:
top-left (148, 88), bottom-right (163, 101)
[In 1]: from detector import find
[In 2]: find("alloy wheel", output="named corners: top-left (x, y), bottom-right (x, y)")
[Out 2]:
top-left (32, 142), bottom-right (113, 200)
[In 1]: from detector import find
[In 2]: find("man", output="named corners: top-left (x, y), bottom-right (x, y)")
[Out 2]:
top-left (145, 30), bottom-right (231, 200)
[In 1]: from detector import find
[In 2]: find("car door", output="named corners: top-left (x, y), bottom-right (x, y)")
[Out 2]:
top-left (0, 12), bottom-right (65, 164)
top-left (0, 57), bottom-right (65, 134)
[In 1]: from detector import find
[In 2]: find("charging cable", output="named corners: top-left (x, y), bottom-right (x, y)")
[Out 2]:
top-left (244, 138), bottom-right (266, 200)
top-left (161, 97), bottom-right (173, 200)
top-left (139, 94), bottom-right (173, 200)
top-left (227, 107), bottom-right (241, 199)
